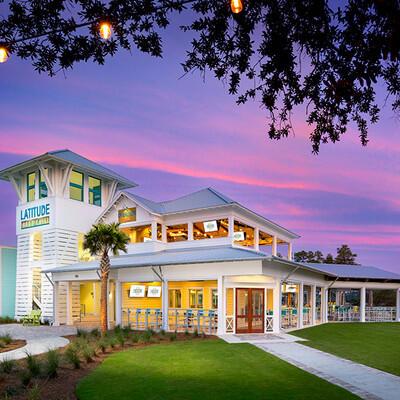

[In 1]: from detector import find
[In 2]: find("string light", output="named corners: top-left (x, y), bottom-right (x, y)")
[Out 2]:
top-left (99, 22), bottom-right (113, 40)
top-left (0, 46), bottom-right (9, 63)
top-left (231, 0), bottom-right (244, 14)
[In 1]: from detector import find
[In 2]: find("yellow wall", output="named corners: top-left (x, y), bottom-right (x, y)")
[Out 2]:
top-left (122, 282), bottom-right (162, 310)
top-left (226, 288), bottom-right (234, 315)
top-left (80, 282), bottom-right (100, 315)
top-left (267, 289), bottom-right (273, 313)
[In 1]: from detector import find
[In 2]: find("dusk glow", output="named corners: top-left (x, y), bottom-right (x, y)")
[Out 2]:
top-left (1, 22), bottom-right (400, 273)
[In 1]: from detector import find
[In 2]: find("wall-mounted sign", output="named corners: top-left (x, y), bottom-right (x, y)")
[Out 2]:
top-left (20, 203), bottom-right (50, 230)
top-left (147, 286), bottom-right (161, 298)
top-left (233, 231), bottom-right (245, 241)
top-left (129, 285), bottom-right (145, 297)
top-left (118, 207), bottom-right (136, 223)
top-left (203, 220), bottom-right (218, 232)
top-left (284, 284), bottom-right (297, 293)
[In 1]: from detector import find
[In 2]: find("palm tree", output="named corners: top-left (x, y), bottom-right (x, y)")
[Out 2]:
top-left (83, 223), bottom-right (129, 335)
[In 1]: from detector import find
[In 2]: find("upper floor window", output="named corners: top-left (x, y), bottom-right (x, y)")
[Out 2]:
top-left (193, 218), bottom-right (228, 240)
top-left (88, 176), bottom-right (101, 206)
top-left (167, 224), bottom-right (188, 242)
top-left (39, 170), bottom-right (48, 199)
top-left (233, 220), bottom-right (255, 247)
top-left (70, 170), bottom-right (84, 202)
top-left (26, 172), bottom-right (36, 202)
top-left (120, 225), bottom-right (152, 243)
top-left (118, 207), bottom-right (136, 223)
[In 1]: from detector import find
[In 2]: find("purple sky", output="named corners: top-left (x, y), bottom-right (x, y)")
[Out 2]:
top-left (1, 17), bottom-right (400, 273)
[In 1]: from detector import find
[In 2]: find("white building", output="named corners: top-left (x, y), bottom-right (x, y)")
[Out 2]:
top-left (1, 150), bottom-right (399, 334)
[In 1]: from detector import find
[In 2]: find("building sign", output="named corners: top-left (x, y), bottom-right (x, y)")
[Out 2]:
top-left (20, 203), bottom-right (50, 230)
top-left (118, 207), bottom-right (136, 223)
top-left (233, 231), bottom-right (245, 241)
top-left (129, 285), bottom-right (145, 297)
top-left (284, 284), bottom-right (297, 293)
top-left (203, 220), bottom-right (218, 232)
top-left (147, 286), bottom-right (161, 298)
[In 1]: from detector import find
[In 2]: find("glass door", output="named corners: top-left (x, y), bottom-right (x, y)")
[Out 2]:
top-left (235, 288), bottom-right (264, 333)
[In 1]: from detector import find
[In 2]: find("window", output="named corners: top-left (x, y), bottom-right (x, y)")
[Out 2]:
top-left (118, 207), bottom-right (136, 223)
top-left (167, 224), bottom-right (188, 242)
top-left (193, 218), bottom-right (229, 240)
top-left (120, 225), bottom-right (152, 243)
top-left (27, 172), bottom-right (36, 202)
top-left (88, 176), bottom-right (101, 206)
top-left (157, 223), bottom-right (162, 241)
top-left (70, 170), bottom-right (84, 201)
top-left (211, 289), bottom-right (218, 309)
top-left (189, 289), bottom-right (203, 309)
top-left (169, 289), bottom-right (182, 308)
top-left (233, 220), bottom-right (255, 247)
top-left (39, 170), bottom-right (48, 199)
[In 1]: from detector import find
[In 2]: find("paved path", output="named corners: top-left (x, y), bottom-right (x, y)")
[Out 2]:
top-left (256, 341), bottom-right (400, 400)
top-left (0, 324), bottom-right (76, 361)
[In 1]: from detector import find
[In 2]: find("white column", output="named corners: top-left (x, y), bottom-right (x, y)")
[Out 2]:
top-left (311, 285), bottom-right (317, 325)
top-left (188, 222), bottom-right (194, 241)
top-left (151, 221), bottom-right (157, 241)
top-left (107, 280), bottom-right (111, 329)
top-left (272, 236), bottom-right (277, 256)
top-left (217, 276), bottom-right (225, 335)
top-left (395, 289), bottom-right (400, 322)
top-left (323, 288), bottom-right (329, 323)
top-left (273, 280), bottom-right (281, 333)
top-left (254, 227), bottom-right (259, 251)
top-left (162, 225), bottom-right (167, 242)
top-left (66, 282), bottom-right (73, 325)
top-left (360, 287), bottom-right (366, 323)
top-left (287, 242), bottom-right (293, 260)
top-left (115, 280), bottom-right (122, 326)
top-left (162, 279), bottom-right (169, 331)
top-left (298, 283), bottom-right (304, 329)
top-left (228, 216), bottom-right (234, 242)
top-left (53, 281), bottom-right (60, 326)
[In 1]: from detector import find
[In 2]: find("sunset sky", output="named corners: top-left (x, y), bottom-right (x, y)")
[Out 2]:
top-left (1, 17), bottom-right (400, 273)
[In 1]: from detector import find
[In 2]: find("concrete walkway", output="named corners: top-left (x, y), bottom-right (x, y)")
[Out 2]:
top-left (256, 341), bottom-right (400, 400)
top-left (0, 324), bottom-right (76, 361)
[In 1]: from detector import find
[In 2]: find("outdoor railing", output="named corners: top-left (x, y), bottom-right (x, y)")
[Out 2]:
top-left (328, 305), bottom-right (360, 321)
top-left (265, 310), bottom-right (274, 332)
top-left (281, 307), bottom-right (298, 329)
top-left (365, 307), bottom-right (396, 322)
top-left (303, 307), bottom-right (312, 326)
top-left (168, 308), bottom-right (217, 334)
top-left (122, 308), bottom-right (163, 331)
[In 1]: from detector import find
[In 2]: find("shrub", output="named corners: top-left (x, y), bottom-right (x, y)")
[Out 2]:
top-left (90, 328), bottom-right (100, 338)
top-left (146, 328), bottom-right (155, 336)
top-left (82, 344), bottom-right (96, 363)
top-left (65, 346), bottom-right (80, 369)
top-left (0, 358), bottom-right (15, 374)
top-left (0, 316), bottom-right (17, 324)
top-left (27, 384), bottom-right (41, 400)
top-left (20, 370), bottom-right (32, 387)
top-left (0, 334), bottom-right (13, 345)
top-left (108, 336), bottom-right (118, 349)
top-left (97, 338), bottom-right (108, 353)
top-left (116, 334), bottom-right (125, 347)
top-left (139, 331), bottom-right (152, 343)
top-left (131, 333), bottom-right (140, 343)
top-left (184, 329), bottom-right (190, 337)
top-left (169, 332), bottom-right (177, 342)
top-left (25, 352), bottom-right (41, 377)
top-left (122, 326), bottom-right (131, 337)
top-left (114, 325), bottom-right (122, 335)
top-left (45, 349), bottom-right (59, 378)
top-left (159, 328), bottom-right (166, 336)
top-left (76, 328), bottom-right (88, 338)
top-left (192, 329), bottom-right (199, 337)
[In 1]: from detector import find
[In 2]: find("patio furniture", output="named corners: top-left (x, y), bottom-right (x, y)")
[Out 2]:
top-left (22, 309), bottom-right (42, 326)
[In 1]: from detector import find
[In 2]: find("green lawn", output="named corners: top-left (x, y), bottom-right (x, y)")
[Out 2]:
top-left (76, 340), bottom-right (357, 400)
top-left (292, 323), bottom-right (400, 376)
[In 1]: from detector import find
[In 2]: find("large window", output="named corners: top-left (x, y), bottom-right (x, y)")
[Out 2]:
top-left (211, 289), bottom-right (218, 309)
top-left (39, 170), bottom-right (48, 199)
top-left (88, 176), bottom-right (102, 206)
top-left (118, 207), bottom-right (136, 223)
top-left (189, 289), bottom-right (203, 309)
top-left (121, 225), bottom-right (152, 243)
top-left (193, 218), bottom-right (228, 240)
top-left (27, 172), bottom-right (36, 202)
top-left (233, 220), bottom-right (255, 247)
top-left (167, 224), bottom-right (188, 242)
top-left (169, 289), bottom-right (182, 308)
top-left (70, 170), bottom-right (84, 202)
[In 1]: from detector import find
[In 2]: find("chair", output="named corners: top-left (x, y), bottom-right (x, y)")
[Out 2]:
top-left (22, 310), bottom-right (42, 326)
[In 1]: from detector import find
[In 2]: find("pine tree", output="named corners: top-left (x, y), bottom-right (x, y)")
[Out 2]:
top-left (334, 245), bottom-right (358, 265)
top-left (324, 253), bottom-right (334, 264)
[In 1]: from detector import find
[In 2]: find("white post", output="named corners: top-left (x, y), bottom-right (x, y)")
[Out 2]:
top-left (53, 281), bottom-right (60, 326)
top-left (323, 288), bottom-right (329, 323)
top-left (360, 287), bottom-right (366, 323)
top-left (254, 227), bottom-right (259, 251)
top-left (188, 222), bottom-right (194, 241)
top-left (66, 282), bottom-right (73, 325)
top-left (273, 280), bottom-right (281, 333)
top-left (162, 279), bottom-right (169, 331)
top-left (162, 224), bottom-right (167, 243)
top-left (151, 221), bottom-right (157, 241)
top-left (396, 289), bottom-right (400, 322)
top-left (228, 216), bottom-right (234, 242)
top-left (115, 280), bottom-right (122, 326)
top-left (272, 236), bottom-right (277, 256)
top-left (107, 280), bottom-right (111, 329)
top-left (298, 283), bottom-right (304, 329)
top-left (217, 276), bottom-right (225, 335)
top-left (311, 285), bottom-right (317, 325)
top-left (287, 242), bottom-right (293, 260)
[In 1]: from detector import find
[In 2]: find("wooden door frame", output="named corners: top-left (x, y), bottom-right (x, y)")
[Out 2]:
top-left (235, 288), bottom-right (265, 334)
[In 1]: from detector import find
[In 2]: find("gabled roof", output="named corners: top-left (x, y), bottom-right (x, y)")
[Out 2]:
top-left (0, 149), bottom-right (136, 189)
top-left (303, 263), bottom-right (400, 281)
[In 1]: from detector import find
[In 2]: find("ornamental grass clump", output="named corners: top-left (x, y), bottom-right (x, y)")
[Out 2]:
top-left (116, 334), bottom-right (125, 348)
top-left (169, 332), bottom-right (177, 342)
top-left (90, 328), bottom-right (100, 338)
top-left (25, 352), bottom-right (41, 377)
top-left (27, 384), bottom-right (41, 400)
top-left (131, 333), bottom-right (139, 343)
top-left (108, 336), bottom-right (118, 349)
top-left (97, 338), bottom-right (108, 353)
top-left (82, 344), bottom-right (96, 363)
top-left (65, 345), bottom-right (81, 369)
top-left (0, 358), bottom-right (15, 374)
top-left (0, 334), bottom-right (13, 346)
top-left (45, 349), bottom-right (60, 378)
top-left (19, 369), bottom-right (32, 387)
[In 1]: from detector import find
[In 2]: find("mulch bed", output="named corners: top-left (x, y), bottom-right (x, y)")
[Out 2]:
top-left (0, 333), bottom-right (216, 400)
top-left (0, 340), bottom-right (26, 353)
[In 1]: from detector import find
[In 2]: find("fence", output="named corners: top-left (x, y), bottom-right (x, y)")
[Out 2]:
top-left (328, 305), bottom-right (360, 321)
top-left (365, 307), bottom-right (396, 322)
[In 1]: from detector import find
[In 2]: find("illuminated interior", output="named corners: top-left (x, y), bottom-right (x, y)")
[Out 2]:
top-left (193, 218), bottom-right (228, 240)
top-left (118, 207), bottom-right (136, 223)
top-left (27, 172), bottom-right (36, 202)
top-left (233, 220), bottom-right (255, 247)
top-left (88, 176), bottom-right (101, 206)
top-left (167, 224), bottom-right (188, 242)
top-left (121, 225), bottom-right (152, 243)
top-left (69, 170), bottom-right (84, 202)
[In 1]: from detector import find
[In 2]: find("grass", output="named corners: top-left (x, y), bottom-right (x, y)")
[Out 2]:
top-left (76, 339), bottom-right (357, 400)
top-left (292, 323), bottom-right (400, 376)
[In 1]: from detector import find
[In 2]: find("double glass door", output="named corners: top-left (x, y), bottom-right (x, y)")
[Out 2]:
top-left (236, 288), bottom-right (264, 333)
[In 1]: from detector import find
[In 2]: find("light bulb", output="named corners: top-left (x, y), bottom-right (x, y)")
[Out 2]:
top-left (99, 22), bottom-right (112, 40)
top-left (0, 47), bottom-right (9, 63)
top-left (231, 0), bottom-right (243, 14)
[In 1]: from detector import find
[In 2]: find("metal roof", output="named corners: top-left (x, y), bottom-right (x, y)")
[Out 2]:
top-left (43, 245), bottom-right (266, 273)
top-left (303, 263), bottom-right (400, 281)
top-left (0, 149), bottom-right (137, 189)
